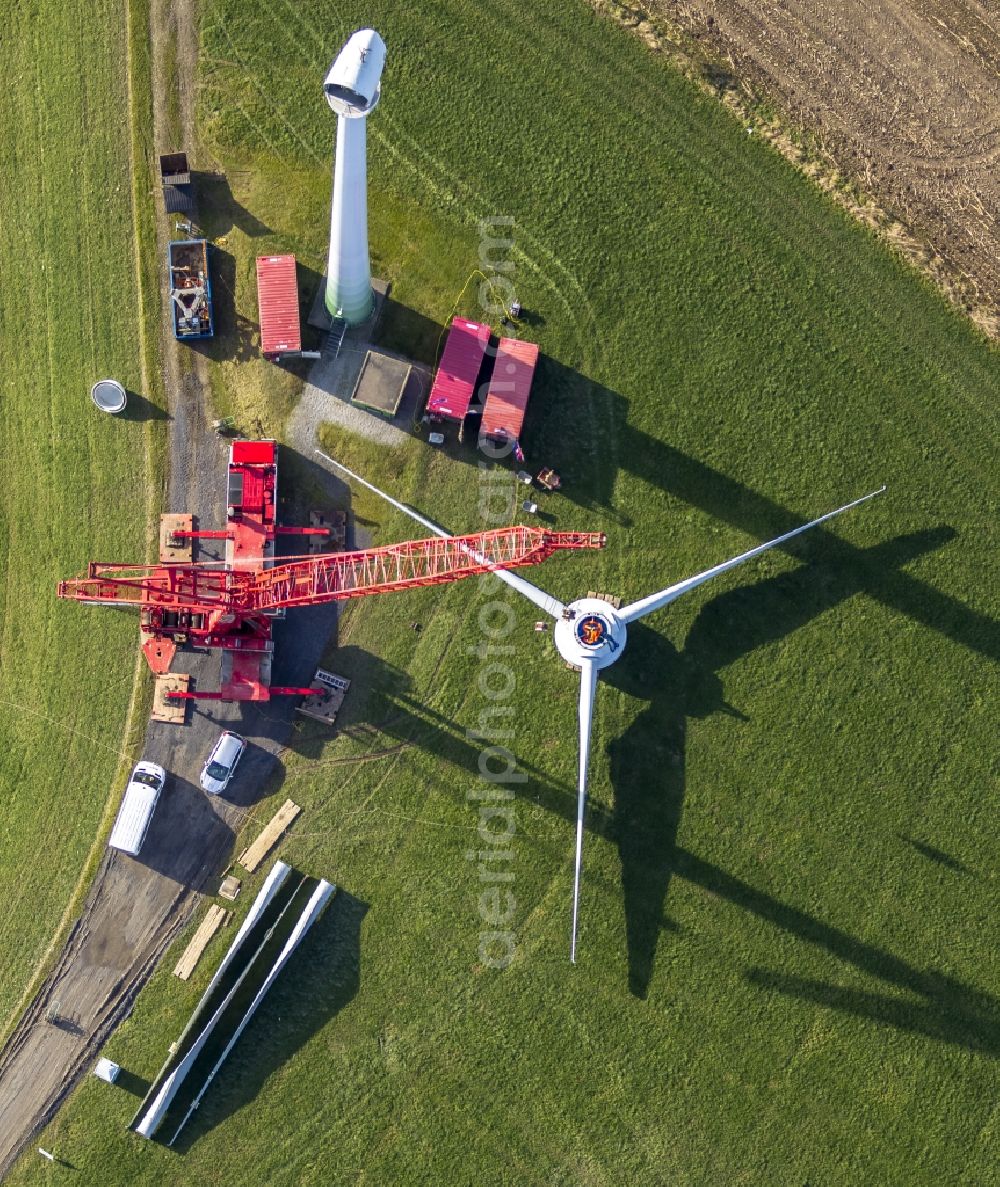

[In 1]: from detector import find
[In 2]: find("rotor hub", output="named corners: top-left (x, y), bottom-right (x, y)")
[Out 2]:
top-left (553, 598), bottom-right (627, 670)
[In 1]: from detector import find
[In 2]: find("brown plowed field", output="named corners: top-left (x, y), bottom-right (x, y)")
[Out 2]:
top-left (656, 0), bottom-right (1000, 327)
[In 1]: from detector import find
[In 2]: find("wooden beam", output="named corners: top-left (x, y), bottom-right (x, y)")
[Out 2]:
top-left (238, 800), bottom-right (302, 873)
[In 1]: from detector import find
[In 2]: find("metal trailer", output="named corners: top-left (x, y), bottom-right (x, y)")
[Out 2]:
top-left (158, 152), bottom-right (196, 217)
top-left (168, 239), bottom-right (214, 340)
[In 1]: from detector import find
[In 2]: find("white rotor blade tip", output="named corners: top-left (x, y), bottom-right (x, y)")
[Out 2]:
top-left (620, 485), bottom-right (886, 624)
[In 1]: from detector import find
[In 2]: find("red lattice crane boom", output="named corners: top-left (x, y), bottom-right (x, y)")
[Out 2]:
top-left (56, 439), bottom-right (604, 703)
top-left (57, 526), bottom-right (603, 616)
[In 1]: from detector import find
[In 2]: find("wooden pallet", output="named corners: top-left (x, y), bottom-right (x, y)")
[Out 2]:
top-left (151, 673), bottom-right (190, 724)
top-left (586, 591), bottom-right (622, 609)
top-left (238, 799), bottom-right (302, 872)
top-left (159, 513), bottom-right (193, 562)
top-left (173, 905), bottom-right (231, 980)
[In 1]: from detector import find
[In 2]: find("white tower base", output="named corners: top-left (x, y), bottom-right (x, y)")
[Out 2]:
top-left (326, 115), bottom-right (374, 325)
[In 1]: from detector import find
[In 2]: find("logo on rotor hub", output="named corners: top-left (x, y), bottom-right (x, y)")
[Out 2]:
top-left (575, 613), bottom-right (612, 649)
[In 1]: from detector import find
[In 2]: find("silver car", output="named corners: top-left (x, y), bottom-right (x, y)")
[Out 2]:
top-left (199, 731), bottom-right (246, 795)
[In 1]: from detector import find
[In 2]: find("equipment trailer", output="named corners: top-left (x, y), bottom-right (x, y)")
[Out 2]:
top-left (168, 239), bottom-right (214, 339)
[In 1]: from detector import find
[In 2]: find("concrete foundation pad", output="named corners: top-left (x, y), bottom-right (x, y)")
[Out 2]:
top-left (308, 276), bottom-right (389, 334)
top-left (351, 350), bottom-right (412, 418)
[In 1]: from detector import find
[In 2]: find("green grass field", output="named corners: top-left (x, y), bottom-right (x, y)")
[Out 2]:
top-left (0, 0), bottom-right (161, 1038)
top-left (13, 0), bottom-right (999, 1182)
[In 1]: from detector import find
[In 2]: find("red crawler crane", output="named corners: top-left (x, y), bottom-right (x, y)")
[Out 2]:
top-left (57, 441), bottom-right (604, 704)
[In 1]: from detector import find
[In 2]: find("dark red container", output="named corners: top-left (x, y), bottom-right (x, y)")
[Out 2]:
top-left (256, 255), bottom-right (301, 358)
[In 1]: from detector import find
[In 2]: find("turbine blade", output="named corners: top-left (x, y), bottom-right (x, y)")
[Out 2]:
top-left (491, 569), bottom-right (566, 619)
top-left (316, 450), bottom-right (445, 537)
top-left (571, 659), bottom-right (599, 963)
top-left (619, 486), bottom-right (885, 625)
top-left (316, 449), bottom-right (566, 618)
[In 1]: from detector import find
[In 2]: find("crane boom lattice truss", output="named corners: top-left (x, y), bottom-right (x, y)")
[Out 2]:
top-left (56, 439), bottom-right (604, 703)
top-left (57, 527), bottom-right (603, 614)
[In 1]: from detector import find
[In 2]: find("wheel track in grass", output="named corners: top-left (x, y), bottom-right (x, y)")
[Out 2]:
top-left (640, 0), bottom-right (1000, 335)
top-left (504, 0), bottom-right (1000, 483)
top-left (221, 0), bottom-right (997, 599)
top-left (0, 0), bottom-right (159, 1046)
top-left (583, 1), bottom-right (999, 461)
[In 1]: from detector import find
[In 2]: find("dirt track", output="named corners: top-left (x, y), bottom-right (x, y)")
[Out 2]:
top-left (0, 2), bottom-right (210, 1172)
top-left (653, 0), bottom-right (1000, 329)
top-left (0, 1), bottom-right (339, 1175)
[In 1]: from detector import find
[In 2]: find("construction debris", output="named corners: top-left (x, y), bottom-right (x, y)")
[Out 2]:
top-left (218, 876), bottom-right (242, 902)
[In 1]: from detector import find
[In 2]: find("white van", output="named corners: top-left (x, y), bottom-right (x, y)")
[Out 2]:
top-left (200, 731), bottom-right (246, 795)
top-left (109, 761), bottom-right (166, 857)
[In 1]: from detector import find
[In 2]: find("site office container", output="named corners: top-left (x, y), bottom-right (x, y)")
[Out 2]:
top-left (426, 318), bottom-right (492, 423)
top-left (256, 255), bottom-right (302, 359)
top-left (479, 338), bottom-right (539, 446)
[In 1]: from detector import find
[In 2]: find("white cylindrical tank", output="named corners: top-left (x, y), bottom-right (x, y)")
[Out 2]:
top-left (91, 378), bottom-right (127, 414)
top-left (323, 30), bottom-right (386, 326)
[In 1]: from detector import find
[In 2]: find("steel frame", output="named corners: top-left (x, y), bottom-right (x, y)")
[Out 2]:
top-left (57, 439), bottom-right (604, 703)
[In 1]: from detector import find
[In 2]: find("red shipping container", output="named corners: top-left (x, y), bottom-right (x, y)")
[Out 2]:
top-left (426, 318), bottom-right (491, 422)
top-left (256, 255), bottom-right (302, 358)
top-left (479, 338), bottom-right (539, 445)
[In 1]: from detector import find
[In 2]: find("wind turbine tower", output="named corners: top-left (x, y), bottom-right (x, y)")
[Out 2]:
top-left (323, 29), bottom-right (386, 325)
